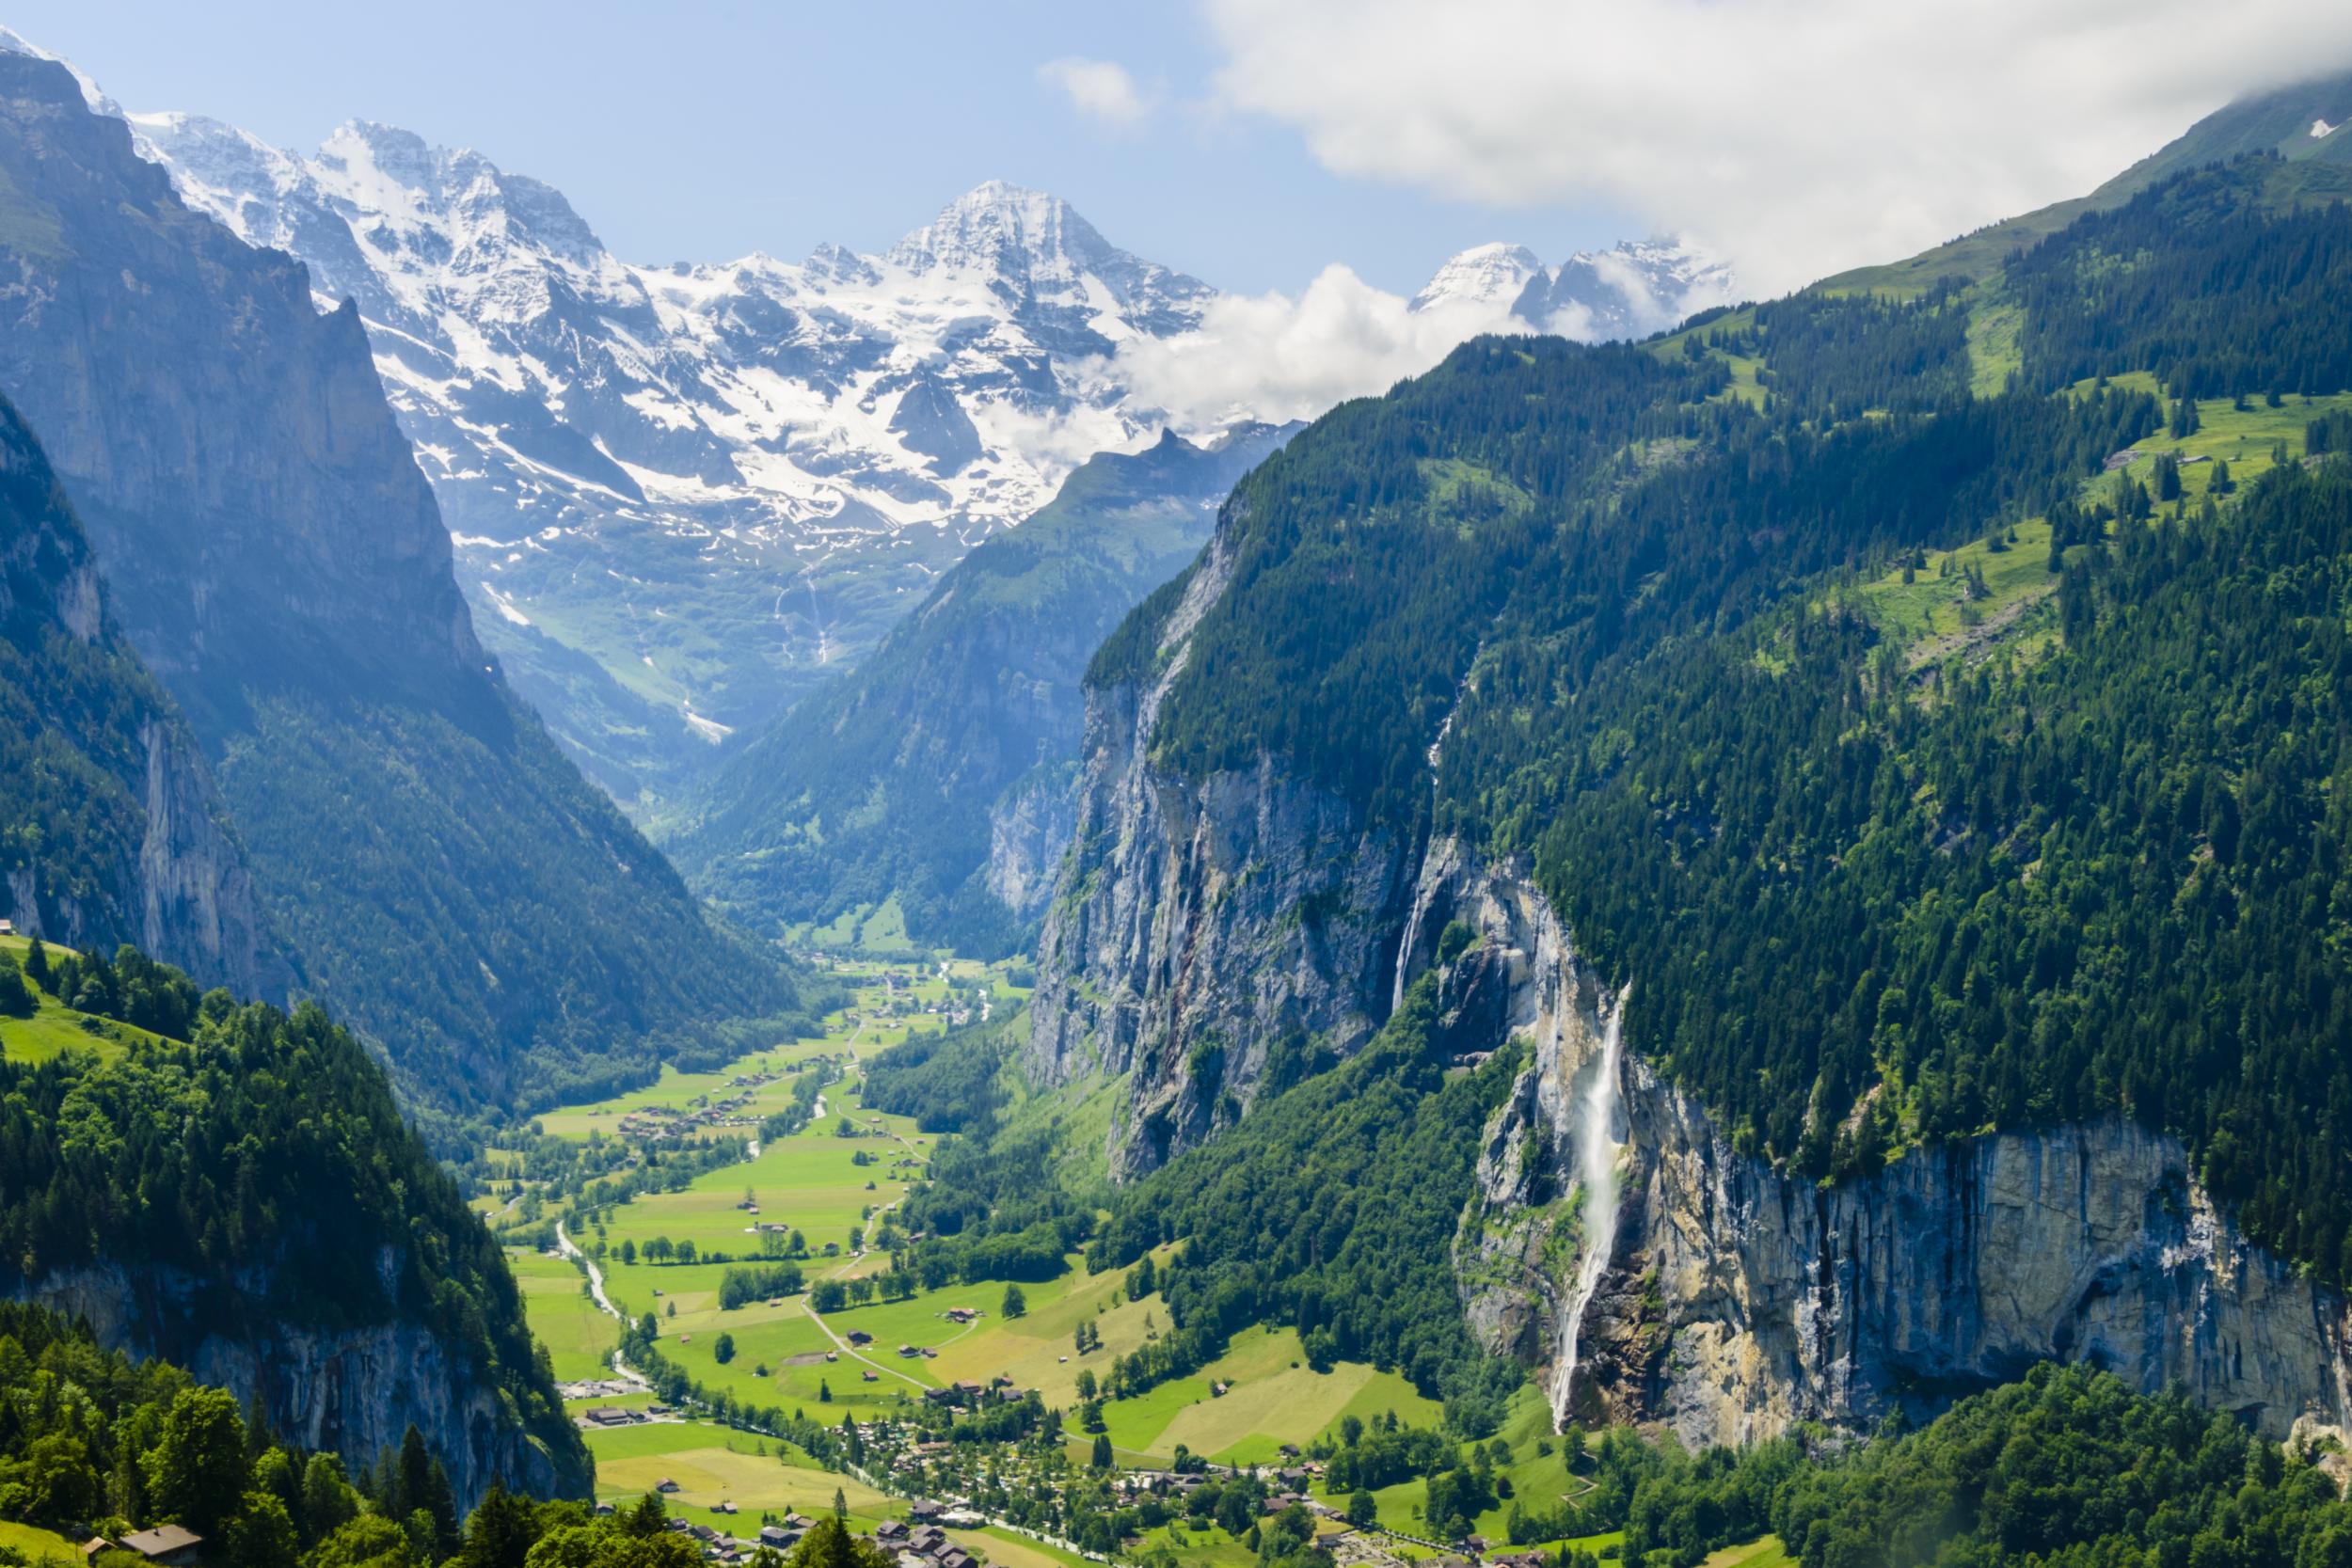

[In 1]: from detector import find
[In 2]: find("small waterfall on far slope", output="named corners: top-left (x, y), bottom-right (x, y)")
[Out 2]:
top-left (1550, 991), bottom-right (1628, 1431)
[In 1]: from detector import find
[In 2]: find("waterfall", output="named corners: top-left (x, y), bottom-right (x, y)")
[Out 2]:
top-left (1391, 870), bottom-right (1441, 1012)
top-left (1550, 990), bottom-right (1627, 1431)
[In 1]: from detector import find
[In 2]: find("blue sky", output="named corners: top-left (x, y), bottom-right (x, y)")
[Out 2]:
top-left (4, 0), bottom-right (1636, 294)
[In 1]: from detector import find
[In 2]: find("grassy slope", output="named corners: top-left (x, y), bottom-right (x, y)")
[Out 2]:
top-left (1834, 388), bottom-right (2352, 674)
top-left (1098, 1323), bottom-right (1441, 1466)
top-left (0, 935), bottom-right (167, 1064)
top-left (0, 1519), bottom-right (81, 1565)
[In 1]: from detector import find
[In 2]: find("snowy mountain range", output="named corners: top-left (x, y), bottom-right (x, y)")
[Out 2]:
top-left (8, 34), bottom-right (1732, 806)
top-left (1409, 235), bottom-right (1735, 341)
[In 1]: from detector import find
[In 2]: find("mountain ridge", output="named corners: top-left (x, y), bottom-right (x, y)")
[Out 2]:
top-left (0, 52), bottom-right (810, 1117)
top-left (44, 45), bottom-right (1732, 807)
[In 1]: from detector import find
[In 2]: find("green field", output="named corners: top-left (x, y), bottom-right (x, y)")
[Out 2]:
top-left (1327, 1386), bottom-right (1626, 1552)
top-left (587, 1416), bottom-right (895, 1529)
top-left (584, 1418), bottom-right (1073, 1568)
top-left (1099, 1323), bottom-right (1443, 1465)
top-left (581, 1066), bottom-right (937, 1418)
top-left (505, 1246), bottom-right (617, 1383)
top-left (504, 947), bottom-right (1467, 1534)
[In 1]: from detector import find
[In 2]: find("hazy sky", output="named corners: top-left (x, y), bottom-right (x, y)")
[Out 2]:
top-left (0, 0), bottom-right (1634, 296)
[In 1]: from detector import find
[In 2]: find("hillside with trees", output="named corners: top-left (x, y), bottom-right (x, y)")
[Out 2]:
top-left (0, 942), bottom-right (588, 1506)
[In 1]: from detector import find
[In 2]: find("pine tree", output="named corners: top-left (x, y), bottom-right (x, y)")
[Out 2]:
top-left (456, 1481), bottom-right (535, 1568)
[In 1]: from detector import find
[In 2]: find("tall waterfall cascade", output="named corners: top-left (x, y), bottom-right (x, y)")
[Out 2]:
top-left (1550, 989), bottom-right (1629, 1431)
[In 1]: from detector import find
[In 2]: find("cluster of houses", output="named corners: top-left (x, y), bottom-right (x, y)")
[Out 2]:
top-left (920, 1374), bottom-right (1028, 1410)
top-left (575, 1496), bottom-right (1002, 1568)
top-left (588, 1501), bottom-right (818, 1565)
top-left (609, 1069), bottom-right (781, 1141)
top-left (577, 1402), bottom-right (677, 1429)
top-left (877, 1513), bottom-right (982, 1568)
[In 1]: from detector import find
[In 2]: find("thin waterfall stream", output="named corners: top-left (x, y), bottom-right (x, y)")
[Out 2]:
top-left (1550, 990), bottom-right (1628, 1431)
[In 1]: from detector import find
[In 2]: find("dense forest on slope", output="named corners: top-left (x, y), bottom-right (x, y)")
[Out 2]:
top-left (2013, 161), bottom-right (2352, 397)
top-left (1611, 1363), bottom-right (2352, 1568)
top-left (1473, 459), bottom-right (2352, 1277)
top-left (1075, 153), bottom-right (2352, 1284)
top-left (0, 1302), bottom-right (478, 1560)
top-left (861, 1019), bottom-right (1010, 1132)
top-left (676, 427), bottom-right (1285, 955)
top-left (1085, 974), bottom-right (1528, 1433)
top-left (0, 943), bottom-right (585, 1493)
top-left (1118, 341), bottom-right (1720, 829)
top-left (0, 1294), bottom-right (733, 1566)
top-left (0, 54), bottom-right (812, 1117)
top-left (219, 692), bottom-right (827, 1116)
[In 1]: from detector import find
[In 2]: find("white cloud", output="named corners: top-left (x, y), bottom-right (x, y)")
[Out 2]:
top-left (1038, 56), bottom-right (1154, 130)
top-left (1200, 0), bottom-right (2352, 293)
top-left (1100, 264), bottom-right (1531, 433)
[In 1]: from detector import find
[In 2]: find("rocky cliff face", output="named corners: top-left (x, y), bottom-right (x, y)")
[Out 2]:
top-left (0, 391), bottom-right (284, 994)
top-left (0, 61), bottom-right (481, 733)
top-left (12, 1259), bottom-right (570, 1506)
top-left (129, 718), bottom-right (283, 993)
top-left (1026, 509), bottom-right (1419, 1178)
top-left (1596, 1078), bottom-right (2352, 1449)
top-left (1034, 614), bottom-right (2352, 1446)
top-left (985, 764), bottom-right (1078, 921)
top-left (1432, 846), bottom-right (2352, 1449)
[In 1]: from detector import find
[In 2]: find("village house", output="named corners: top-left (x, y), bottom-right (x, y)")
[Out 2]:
top-left (95, 1526), bottom-right (205, 1565)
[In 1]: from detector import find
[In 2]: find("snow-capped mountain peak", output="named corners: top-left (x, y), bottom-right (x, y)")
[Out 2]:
top-left (115, 116), bottom-right (1232, 792)
top-left (90, 48), bottom-right (1730, 803)
top-left (885, 179), bottom-right (1216, 338)
top-left (1513, 236), bottom-right (1735, 342)
top-left (886, 180), bottom-right (1095, 275)
top-left (1410, 242), bottom-right (1547, 312)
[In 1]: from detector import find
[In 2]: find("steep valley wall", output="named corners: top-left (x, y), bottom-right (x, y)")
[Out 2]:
top-left (1033, 688), bottom-right (2352, 1443)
